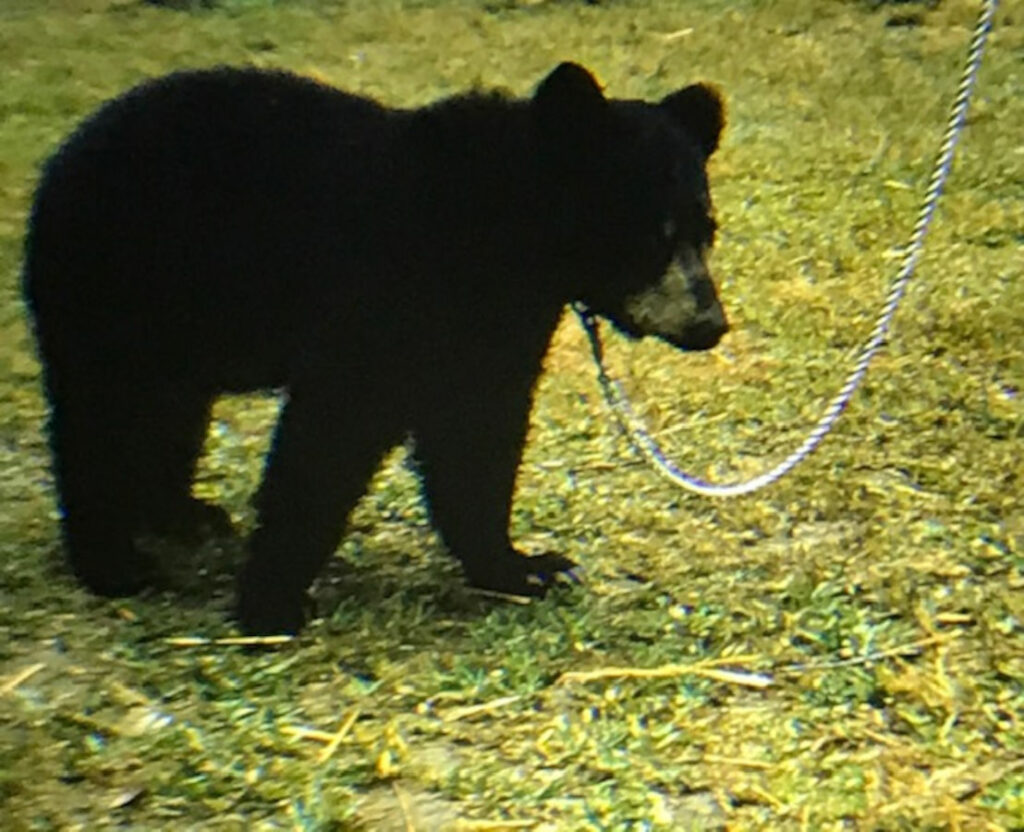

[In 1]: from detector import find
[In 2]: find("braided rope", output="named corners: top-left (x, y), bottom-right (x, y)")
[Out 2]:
top-left (576, 0), bottom-right (998, 498)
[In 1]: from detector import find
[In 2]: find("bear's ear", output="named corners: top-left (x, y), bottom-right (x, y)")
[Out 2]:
top-left (533, 62), bottom-right (609, 130)
top-left (660, 83), bottom-right (725, 157)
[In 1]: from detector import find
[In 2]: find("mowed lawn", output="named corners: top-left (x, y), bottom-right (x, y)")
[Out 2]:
top-left (0, 0), bottom-right (1021, 828)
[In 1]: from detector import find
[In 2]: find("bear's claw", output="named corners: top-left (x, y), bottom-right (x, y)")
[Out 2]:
top-left (467, 551), bottom-right (580, 598)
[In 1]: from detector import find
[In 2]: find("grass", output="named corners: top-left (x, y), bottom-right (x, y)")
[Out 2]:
top-left (1, 0), bottom-right (1022, 828)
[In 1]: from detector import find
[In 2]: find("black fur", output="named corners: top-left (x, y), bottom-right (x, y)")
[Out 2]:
top-left (22, 63), bottom-right (727, 634)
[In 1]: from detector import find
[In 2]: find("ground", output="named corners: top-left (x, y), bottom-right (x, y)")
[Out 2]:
top-left (0, 0), bottom-right (1021, 829)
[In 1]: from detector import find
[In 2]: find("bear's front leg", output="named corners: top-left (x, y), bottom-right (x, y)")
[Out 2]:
top-left (414, 375), bottom-right (578, 597)
top-left (238, 388), bottom-right (400, 635)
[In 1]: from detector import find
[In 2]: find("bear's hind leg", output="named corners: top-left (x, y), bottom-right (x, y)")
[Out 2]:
top-left (238, 389), bottom-right (401, 634)
top-left (46, 378), bottom-right (159, 596)
top-left (129, 387), bottom-right (232, 542)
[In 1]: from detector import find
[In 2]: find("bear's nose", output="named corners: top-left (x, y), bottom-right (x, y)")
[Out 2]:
top-left (680, 302), bottom-right (728, 350)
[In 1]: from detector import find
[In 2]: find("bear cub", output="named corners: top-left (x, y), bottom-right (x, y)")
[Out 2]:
top-left (23, 63), bottom-right (727, 634)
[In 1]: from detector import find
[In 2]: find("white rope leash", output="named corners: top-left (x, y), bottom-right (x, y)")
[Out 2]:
top-left (576, 0), bottom-right (999, 497)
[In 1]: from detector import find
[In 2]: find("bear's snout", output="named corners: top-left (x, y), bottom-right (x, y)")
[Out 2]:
top-left (672, 302), bottom-right (728, 350)
top-left (622, 250), bottom-right (728, 351)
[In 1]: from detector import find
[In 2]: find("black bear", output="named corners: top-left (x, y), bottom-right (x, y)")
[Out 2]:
top-left (23, 63), bottom-right (727, 634)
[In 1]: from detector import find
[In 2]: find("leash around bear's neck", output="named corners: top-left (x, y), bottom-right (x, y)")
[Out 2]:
top-left (575, 0), bottom-right (999, 498)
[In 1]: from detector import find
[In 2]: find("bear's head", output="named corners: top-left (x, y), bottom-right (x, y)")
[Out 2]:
top-left (533, 62), bottom-right (728, 351)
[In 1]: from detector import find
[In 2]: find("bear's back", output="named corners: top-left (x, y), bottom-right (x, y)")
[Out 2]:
top-left (32, 67), bottom-right (390, 230)
top-left (23, 68), bottom-right (398, 389)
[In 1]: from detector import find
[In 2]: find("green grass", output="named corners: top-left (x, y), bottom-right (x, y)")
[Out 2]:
top-left (1, 0), bottom-right (1022, 828)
